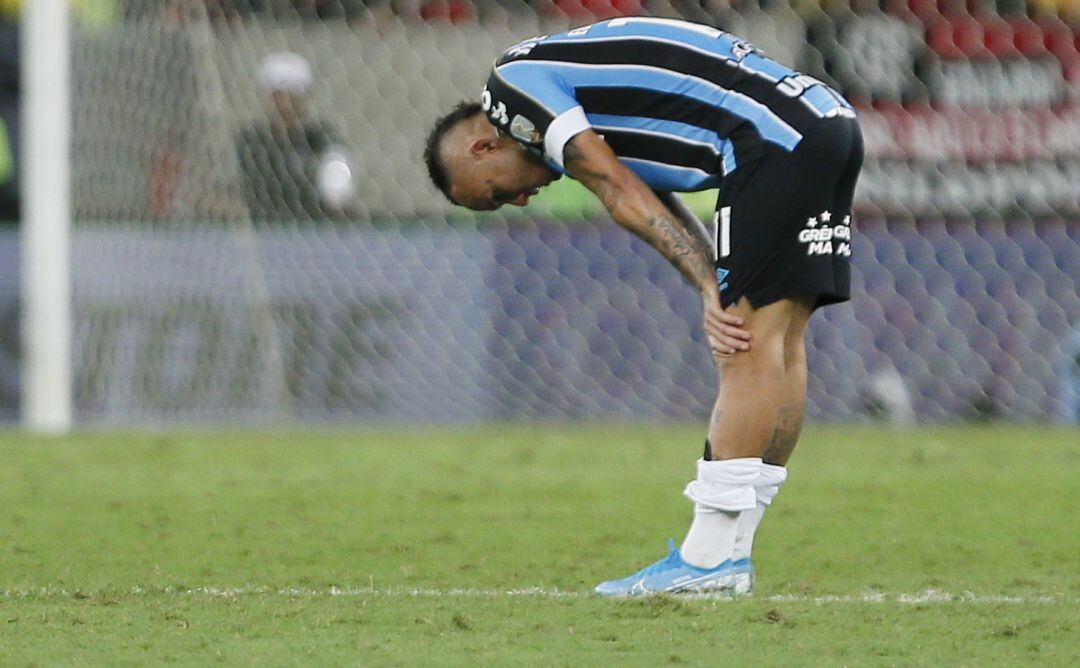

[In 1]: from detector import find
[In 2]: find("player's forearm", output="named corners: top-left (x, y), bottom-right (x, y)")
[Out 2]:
top-left (565, 147), bottom-right (715, 295)
top-left (623, 196), bottom-right (716, 297)
top-left (655, 191), bottom-right (715, 262)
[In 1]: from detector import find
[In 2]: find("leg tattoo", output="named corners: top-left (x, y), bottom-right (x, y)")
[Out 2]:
top-left (761, 404), bottom-right (803, 465)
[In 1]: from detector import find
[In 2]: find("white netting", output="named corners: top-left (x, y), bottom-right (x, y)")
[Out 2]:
top-left (56, 1), bottom-right (1080, 424)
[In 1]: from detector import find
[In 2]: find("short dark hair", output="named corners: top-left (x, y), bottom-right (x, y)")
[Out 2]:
top-left (424, 101), bottom-right (484, 203)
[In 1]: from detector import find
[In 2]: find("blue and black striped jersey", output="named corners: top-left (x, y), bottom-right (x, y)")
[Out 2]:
top-left (482, 17), bottom-right (855, 192)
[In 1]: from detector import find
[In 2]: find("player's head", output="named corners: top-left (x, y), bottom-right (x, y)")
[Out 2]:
top-left (260, 52), bottom-right (312, 126)
top-left (424, 101), bottom-right (557, 211)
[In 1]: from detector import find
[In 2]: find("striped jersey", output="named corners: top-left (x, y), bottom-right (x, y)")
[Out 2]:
top-left (482, 17), bottom-right (855, 192)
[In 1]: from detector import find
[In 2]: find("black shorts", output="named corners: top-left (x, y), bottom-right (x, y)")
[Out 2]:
top-left (713, 116), bottom-right (864, 310)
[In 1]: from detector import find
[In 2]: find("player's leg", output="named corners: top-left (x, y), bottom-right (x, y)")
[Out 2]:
top-left (728, 119), bottom-right (865, 570)
top-left (706, 294), bottom-right (814, 462)
top-left (594, 118), bottom-right (861, 597)
top-left (760, 297), bottom-right (813, 466)
top-left (592, 300), bottom-right (810, 597)
top-left (730, 303), bottom-right (812, 565)
top-left (680, 117), bottom-right (863, 577)
top-left (744, 115), bottom-right (862, 470)
top-left (679, 294), bottom-right (812, 572)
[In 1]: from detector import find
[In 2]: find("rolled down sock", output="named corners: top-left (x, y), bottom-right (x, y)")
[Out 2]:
top-left (680, 457), bottom-right (761, 569)
top-left (732, 463), bottom-right (788, 562)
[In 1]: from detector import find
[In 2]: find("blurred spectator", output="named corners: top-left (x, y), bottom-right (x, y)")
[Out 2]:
top-left (235, 52), bottom-right (358, 222)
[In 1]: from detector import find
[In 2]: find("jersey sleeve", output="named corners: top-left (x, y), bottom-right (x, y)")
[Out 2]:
top-left (483, 60), bottom-right (591, 168)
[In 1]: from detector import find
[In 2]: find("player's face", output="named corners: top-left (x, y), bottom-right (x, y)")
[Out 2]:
top-left (449, 134), bottom-right (556, 211)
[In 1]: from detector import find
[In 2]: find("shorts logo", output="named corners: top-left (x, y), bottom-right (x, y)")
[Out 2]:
top-left (715, 267), bottom-right (730, 293)
top-left (798, 211), bottom-right (852, 257)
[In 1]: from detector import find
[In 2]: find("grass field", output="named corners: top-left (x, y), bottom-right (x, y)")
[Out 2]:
top-left (0, 425), bottom-right (1076, 666)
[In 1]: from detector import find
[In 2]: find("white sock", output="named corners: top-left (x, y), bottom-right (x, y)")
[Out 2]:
top-left (732, 463), bottom-right (788, 562)
top-left (680, 457), bottom-right (760, 569)
top-left (681, 506), bottom-right (741, 569)
top-left (731, 504), bottom-right (766, 563)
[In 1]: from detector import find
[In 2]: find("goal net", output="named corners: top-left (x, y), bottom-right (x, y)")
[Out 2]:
top-left (51, 0), bottom-right (1080, 424)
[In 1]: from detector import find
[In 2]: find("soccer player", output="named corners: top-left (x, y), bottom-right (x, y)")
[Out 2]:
top-left (424, 17), bottom-right (863, 596)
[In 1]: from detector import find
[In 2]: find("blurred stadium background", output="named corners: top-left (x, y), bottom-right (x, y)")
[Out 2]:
top-left (1, 0), bottom-right (1078, 428)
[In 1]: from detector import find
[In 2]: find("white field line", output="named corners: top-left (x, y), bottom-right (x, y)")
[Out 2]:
top-left (0, 586), bottom-right (1069, 605)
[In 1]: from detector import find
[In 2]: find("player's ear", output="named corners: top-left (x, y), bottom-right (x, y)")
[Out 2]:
top-left (468, 136), bottom-right (499, 157)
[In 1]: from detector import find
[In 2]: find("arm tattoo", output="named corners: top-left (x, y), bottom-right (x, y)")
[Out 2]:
top-left (645, 213), bottom-right (716, 292)
top-left (646, 215), bottom-right (694, 257)
top-left (646, 214), bottom-right (714, 284)
top-left (565, 142), bottom-right (715, 292)
top-left (657, 191), bottom-right (716, 258)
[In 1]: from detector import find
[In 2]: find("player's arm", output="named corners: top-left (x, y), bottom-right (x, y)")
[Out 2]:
top-left (563, 131), bottom-right (712, 295)
top-left (654, 190), bottom-right (715, 263)
top-left (563, 130), bottom-right (750, 355)
top-left (653, 189), bottom-right (750, 356)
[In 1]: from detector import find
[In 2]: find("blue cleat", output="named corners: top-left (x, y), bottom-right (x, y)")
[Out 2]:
top-left (594, 539), bottom-right (750, 597)
top-left (729, 557), bottom-right (755, 596)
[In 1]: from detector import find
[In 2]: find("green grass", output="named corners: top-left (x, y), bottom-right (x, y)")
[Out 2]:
top-left (0, 425), bottom-right (1076, 665)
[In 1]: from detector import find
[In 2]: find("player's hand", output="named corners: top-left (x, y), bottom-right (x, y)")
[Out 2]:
top-left (702, 295), bottom-right (751, 359)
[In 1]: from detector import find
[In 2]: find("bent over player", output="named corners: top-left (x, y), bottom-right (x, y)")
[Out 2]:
top-left (424, 17), bottom-right (863, 596)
